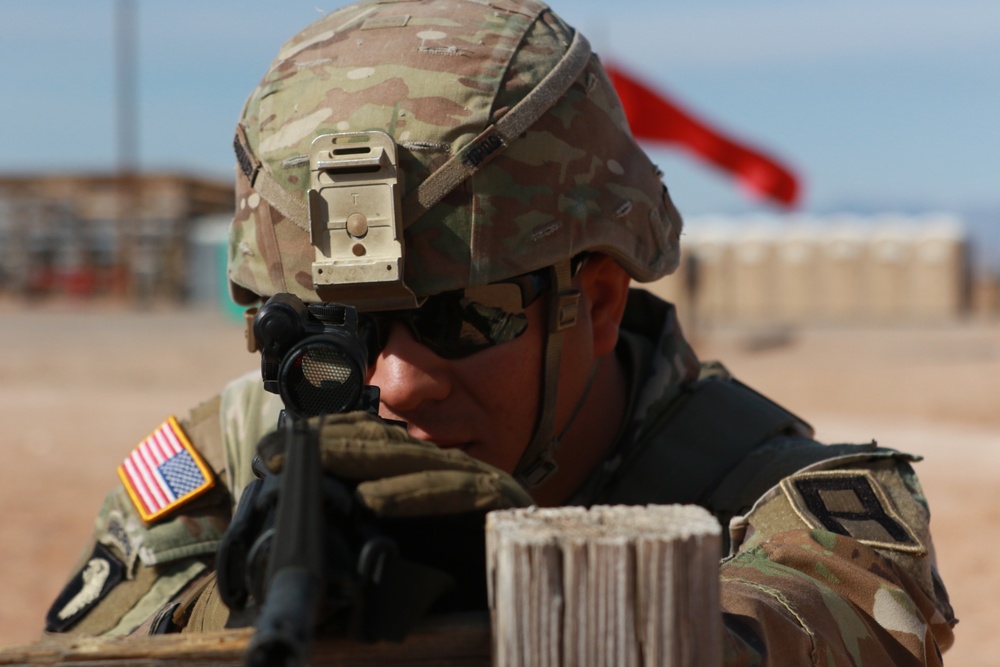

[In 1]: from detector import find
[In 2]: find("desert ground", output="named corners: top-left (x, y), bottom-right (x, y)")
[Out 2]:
top-left (0, 296), bottom-right (996, 665)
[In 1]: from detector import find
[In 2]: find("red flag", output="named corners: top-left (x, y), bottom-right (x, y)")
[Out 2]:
top-left (606, 64), bottom-right (801, 208)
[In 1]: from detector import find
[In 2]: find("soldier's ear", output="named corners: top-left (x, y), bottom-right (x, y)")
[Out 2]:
top-left (576, 254), bottom-right (631, 358)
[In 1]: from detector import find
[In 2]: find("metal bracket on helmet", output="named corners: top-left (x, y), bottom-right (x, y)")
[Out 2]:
top-left (308, 131), bottom-right (419, 312)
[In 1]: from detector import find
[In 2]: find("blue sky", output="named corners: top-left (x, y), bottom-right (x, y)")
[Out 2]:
top-left (2, 0), bottom-right (998, 223)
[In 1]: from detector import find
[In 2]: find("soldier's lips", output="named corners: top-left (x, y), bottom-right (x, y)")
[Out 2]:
top-left (427, 438), bottom-right (472, 451)
top-left (405, 427), bottom-right (472, 451)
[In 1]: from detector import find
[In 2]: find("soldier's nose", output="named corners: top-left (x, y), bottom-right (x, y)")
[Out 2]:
top-left (369, 321), bottom-right (452, 414)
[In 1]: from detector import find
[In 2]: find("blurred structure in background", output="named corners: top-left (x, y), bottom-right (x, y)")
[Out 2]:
top-left (0, 173), bottom-right (232, 303)
top-left (646, 213), bottom-right (999, 330)
top-left (2, 175), bottom-right (996, 329)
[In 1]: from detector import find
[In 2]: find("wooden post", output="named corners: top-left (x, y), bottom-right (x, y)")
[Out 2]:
top-left (487, 505), bottom-right (721, 667)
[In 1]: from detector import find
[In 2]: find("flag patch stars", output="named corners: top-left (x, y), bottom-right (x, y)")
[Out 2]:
top-left (117, 417), bottom-right (215, 523)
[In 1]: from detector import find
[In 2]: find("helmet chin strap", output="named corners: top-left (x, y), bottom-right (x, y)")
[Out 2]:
top-left (514, 260), bottom-right (584, 488)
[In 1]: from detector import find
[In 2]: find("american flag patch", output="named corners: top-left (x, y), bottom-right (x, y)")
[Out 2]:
top-left (117, 417), bottom-right (215, 523)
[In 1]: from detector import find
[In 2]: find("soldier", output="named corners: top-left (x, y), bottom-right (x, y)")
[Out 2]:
top-left (46, 0), bottom-right (956, 663)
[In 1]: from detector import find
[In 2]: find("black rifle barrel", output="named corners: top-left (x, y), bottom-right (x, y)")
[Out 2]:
top-left (246, 420), bottom-right (325, 667)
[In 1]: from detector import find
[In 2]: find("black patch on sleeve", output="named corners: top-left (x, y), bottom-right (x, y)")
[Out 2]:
top-left (782, 470), bottom-right (925, 554)
top-left (45, 543), bottom-right (125, 632)
top-left (795, 475), bottom-right (913, 543)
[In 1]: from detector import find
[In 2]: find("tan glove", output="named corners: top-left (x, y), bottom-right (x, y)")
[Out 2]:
top-left (259, 411), bottom-right (534, 517)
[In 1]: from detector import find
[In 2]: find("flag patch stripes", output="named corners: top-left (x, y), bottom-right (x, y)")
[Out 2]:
top-left (117, 416), bottom-right (214, 523)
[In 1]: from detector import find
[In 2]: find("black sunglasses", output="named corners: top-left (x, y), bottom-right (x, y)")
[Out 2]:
top-left (358, 269), bottom-right (551, 362)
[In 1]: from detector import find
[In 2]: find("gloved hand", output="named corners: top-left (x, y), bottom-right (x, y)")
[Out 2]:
top-left (258, 411), bottom-right (534, 517)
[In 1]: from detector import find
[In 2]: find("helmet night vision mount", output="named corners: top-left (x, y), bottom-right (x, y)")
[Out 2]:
top-left (308, 131), bottom-right (419, 313)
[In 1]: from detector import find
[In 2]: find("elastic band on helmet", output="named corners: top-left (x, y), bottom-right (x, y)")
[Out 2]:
top-left (234, 123), bottom-right (310, 232)
top-left (402, 31), bottom-right (593, 227)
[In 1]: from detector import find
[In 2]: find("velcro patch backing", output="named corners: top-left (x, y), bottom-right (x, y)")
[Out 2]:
top-left (117, 417), bottom-right (215, 523)
top-left (781, 470), bottom-right (924, 554)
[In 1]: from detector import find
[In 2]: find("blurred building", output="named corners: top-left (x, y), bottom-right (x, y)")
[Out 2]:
top-left (0, 182), bottom-right (984, 327)
top-left (645, 213), bottom-right (974, 328)
top-left (0, 173), bottom-right (233, 302)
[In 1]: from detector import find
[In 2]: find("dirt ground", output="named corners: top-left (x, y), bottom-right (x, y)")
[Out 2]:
top-left (1, 298), bottom-right (997, 665)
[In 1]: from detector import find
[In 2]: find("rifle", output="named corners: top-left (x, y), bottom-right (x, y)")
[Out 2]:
top-left (215, 293), bottom-right (451, 667)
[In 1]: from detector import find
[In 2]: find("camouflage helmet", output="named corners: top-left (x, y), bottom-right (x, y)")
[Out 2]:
top-left (228, 0), bottom-right (683, 308)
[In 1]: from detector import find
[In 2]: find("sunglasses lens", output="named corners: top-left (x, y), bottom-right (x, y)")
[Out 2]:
top-left (361, 282), bottom-right (532, 361)
top-left (419, 285), bottom-right (529, 358)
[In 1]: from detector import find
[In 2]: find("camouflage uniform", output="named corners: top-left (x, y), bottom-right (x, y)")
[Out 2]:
top-left (45, 0), bottom-right (955, 663)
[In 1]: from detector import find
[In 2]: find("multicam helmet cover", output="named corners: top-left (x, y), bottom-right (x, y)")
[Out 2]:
top-left (228, 0), bottom-right (683, 308)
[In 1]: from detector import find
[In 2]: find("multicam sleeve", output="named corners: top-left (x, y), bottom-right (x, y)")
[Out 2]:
top-left (218, 369), bottom-right (283, 507)
top-left (719, 457), bottom-right (956, 666)
top-left (43, 396), bottom-right (233, 638)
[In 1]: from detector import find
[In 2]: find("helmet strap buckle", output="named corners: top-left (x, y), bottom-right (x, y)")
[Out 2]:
top-left (515, 260), bottom-right (578, 489)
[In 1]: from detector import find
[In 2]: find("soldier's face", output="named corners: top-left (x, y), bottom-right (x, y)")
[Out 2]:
top-left (366, 255), bottom-right (631, 502)
top-left (367, 296), bottom-right (551, 475)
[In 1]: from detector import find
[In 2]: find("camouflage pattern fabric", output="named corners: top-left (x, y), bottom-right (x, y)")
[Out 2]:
top-left (718, 460), bottom-right (956, 665)
top-left (217, 369), bottom-right (283, 507)
top-left (720, 529), bottom-right (953, 666)
top-left (228, 0), bottom-right (682, 306)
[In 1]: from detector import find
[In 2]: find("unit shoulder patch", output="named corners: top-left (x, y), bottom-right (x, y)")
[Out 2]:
top-left (781, 469), bottom-right (925, 554)
top-left (45, 543), bottom-right (125, 632)
top-left (117, 417), bottom-right (216, 523)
